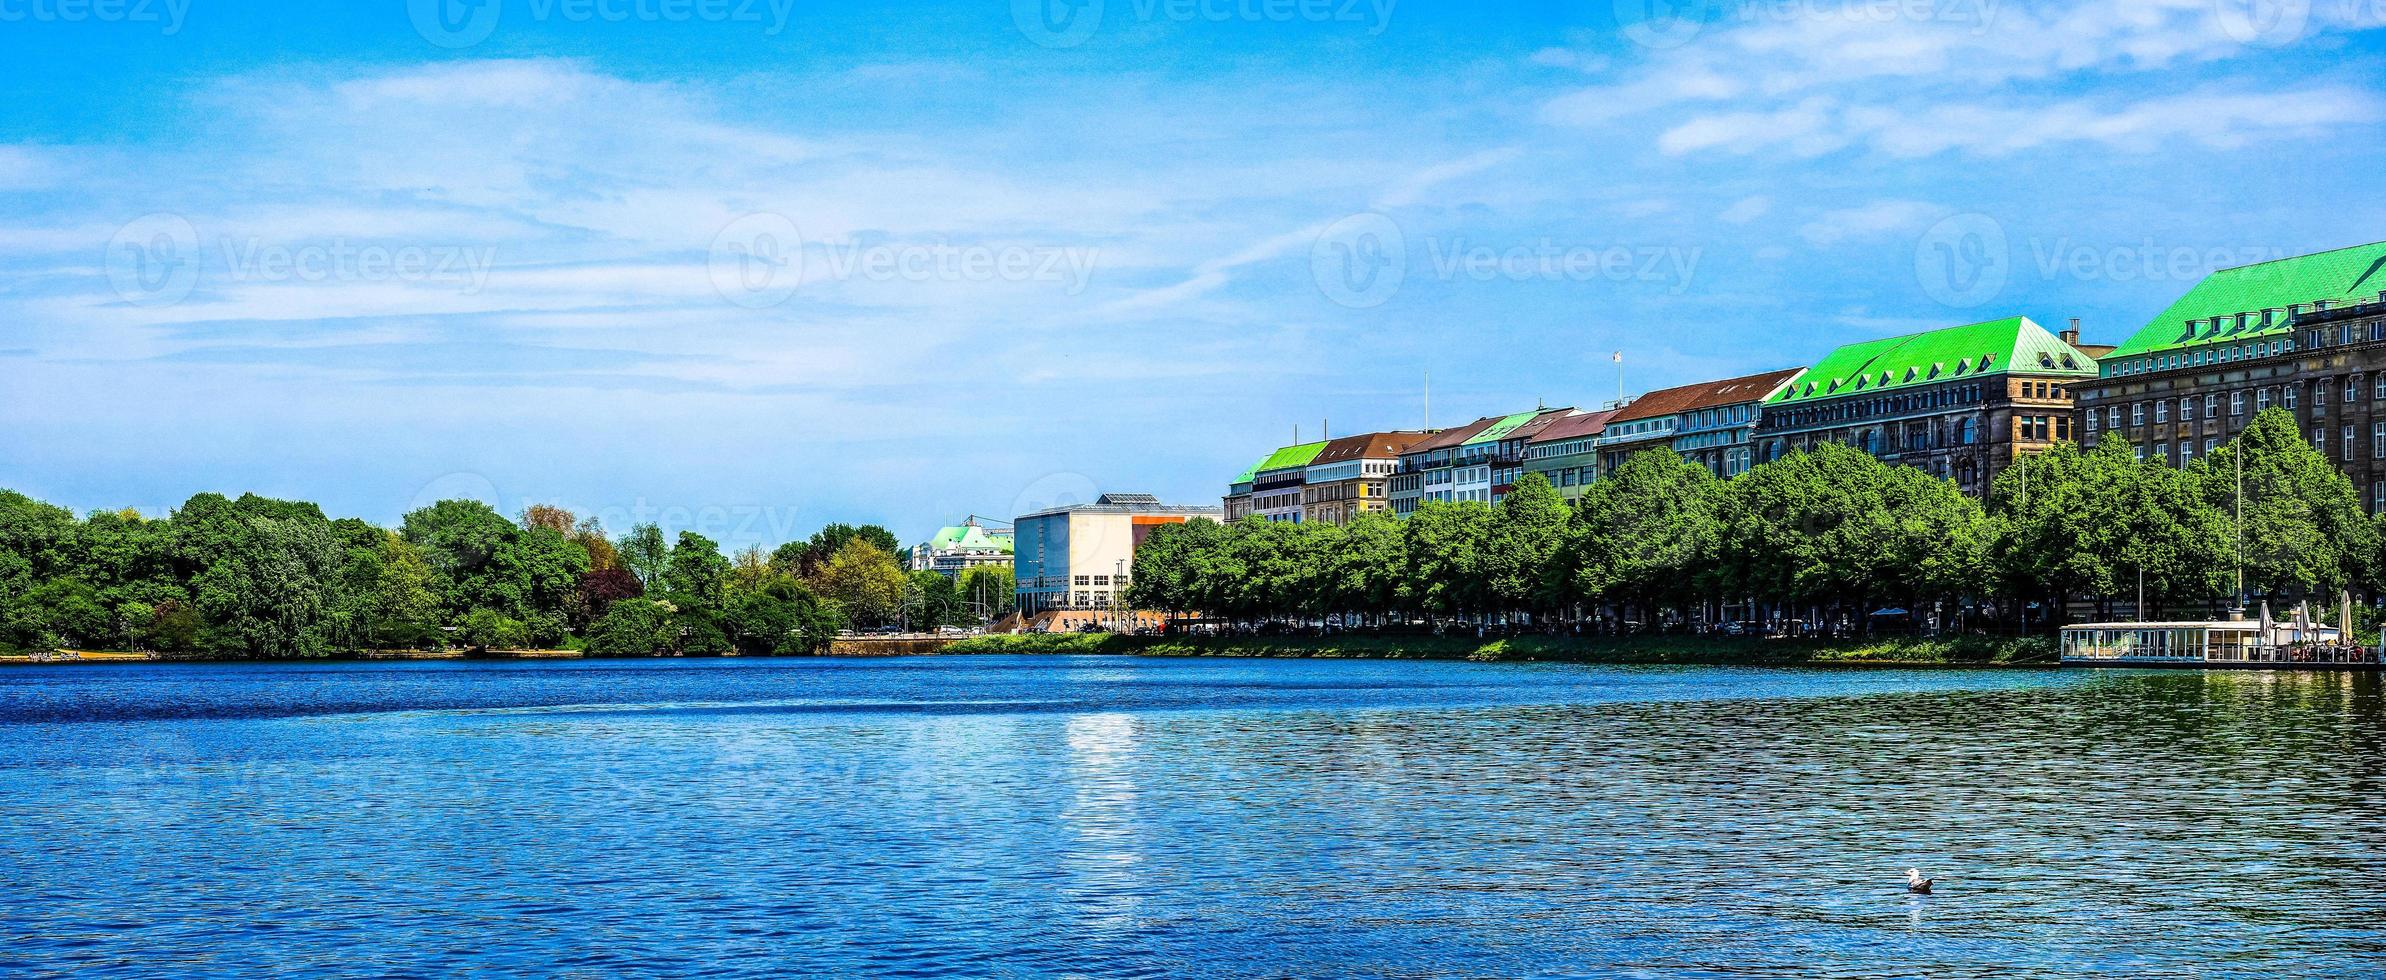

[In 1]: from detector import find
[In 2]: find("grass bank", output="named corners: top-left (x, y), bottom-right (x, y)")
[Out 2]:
top-left (942, 632), bottom-right (2057, 666)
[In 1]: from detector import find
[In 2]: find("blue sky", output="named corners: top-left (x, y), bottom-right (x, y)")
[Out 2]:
top-left (3, 0), bottom-right (2383, 550)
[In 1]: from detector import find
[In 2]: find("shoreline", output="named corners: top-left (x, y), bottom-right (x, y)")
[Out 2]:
top-left (2, 634), bottom-right (2059, 668)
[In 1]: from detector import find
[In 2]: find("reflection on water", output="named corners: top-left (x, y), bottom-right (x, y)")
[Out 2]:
top-left (0, 657), bottom-right (2380, 977)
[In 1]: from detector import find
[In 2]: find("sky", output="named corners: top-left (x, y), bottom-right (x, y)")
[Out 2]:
top-left (2, 0), bottom-right (2383, 550)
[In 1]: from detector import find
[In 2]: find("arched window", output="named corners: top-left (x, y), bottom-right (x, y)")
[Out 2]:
top-left (1958, 418), bottom-right (1979, 445)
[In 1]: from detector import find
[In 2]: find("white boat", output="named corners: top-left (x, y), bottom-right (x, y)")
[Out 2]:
top-left (2060, 601), bottom-right (2378, 669)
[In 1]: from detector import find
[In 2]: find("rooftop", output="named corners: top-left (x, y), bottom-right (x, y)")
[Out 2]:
top-left (1018, 494), bottom-right (1223, 521)
top-left (1311, 430), bottom-right (1430, 465)
top-left (1769, 316), bottom-right (2096, 405)
top-left (922, 523), bottom-right (1014, 554)
top-left (1526, 409), bottom-right (1618, 444)
top-left (2107, 241), bottom-right (2386, 359)
top-left (1609, 368), bottom-right (1805, 423)
top-left (1400, 416), bottom-right (1501, 456)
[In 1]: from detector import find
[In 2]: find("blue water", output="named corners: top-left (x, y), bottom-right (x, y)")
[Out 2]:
top-left (1, 656), bottom-right (2380, 977)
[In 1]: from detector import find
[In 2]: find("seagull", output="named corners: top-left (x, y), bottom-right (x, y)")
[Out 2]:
top-left (1906, 868), bottom-right (1935, 894)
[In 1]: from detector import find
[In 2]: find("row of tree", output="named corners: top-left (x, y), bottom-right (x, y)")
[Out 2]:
top-left (0, 494), bottom-right (1013, 657)
top-left (1129, 409), bottom-right (2377, 630)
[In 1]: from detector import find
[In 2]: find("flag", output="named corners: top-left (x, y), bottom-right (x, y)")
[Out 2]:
top-left (1611, 351), bottom-right (1623, 363)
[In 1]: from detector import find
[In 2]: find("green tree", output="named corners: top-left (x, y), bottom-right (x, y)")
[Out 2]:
top-left (1577, 449), bottom-right (1722, 619)
top-left (618, 523), bottom-right (670, 588)
top-left (586, 598), bottom-right (679, 656)
top-left (810, 538), bottom-right (906, 627)
top-left (956, 565), bottom-right (1017, 621)
top-left (1485, 472), bottom-right (1573, 618)
top-left (2195, 407), bottom-right (2377, 600)
top-left (1402, 501), bottom-right (1493, 621)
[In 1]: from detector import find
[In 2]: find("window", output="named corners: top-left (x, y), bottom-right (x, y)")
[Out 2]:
top-left (2131, 403), bottom-right (2145, 426)
top-left (2204, 438), bottom-right (2217, 456)
top-left (2318, 383), bottom-right (2329, 408)
top-left (2108, 406), bottom-right (2122, 429)
top-left (2314, 430), bottom-right (2328, 454)
top-left (2258, 388), bottom-right (2273, 411)
top-left (2376, 480), bottom-right (2385, 516)
top-left (1074, 575), bottom-right (1091, 586)
top-left (2085, 412), bottom-right (2099, 435)
top-left (2206, 393), bottom-right (2220, 419)
top-left (2231, 391), bottom-right (2245, 416)
top-left (2352, 376), bottom-right (2365, 402)
top-left (2155, 400), bottom-right (2170, 423)
top-left (2346, 424), bottom-right (2357, 457)
top-left (2286, 385), bottom-right (2299, 409)
top-left (2156, 443), bottom-right (2170, 464)
top-left (2374, 422), bottom-right (2384, 460)
top-left (2178, 440), bottom-right (2194, 463)
top-left (2180, 397), bottom-right (2195, 421)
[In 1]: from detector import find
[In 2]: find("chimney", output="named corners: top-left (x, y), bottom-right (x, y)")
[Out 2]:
top-left (2061, 318), bottom-right (2082, 346)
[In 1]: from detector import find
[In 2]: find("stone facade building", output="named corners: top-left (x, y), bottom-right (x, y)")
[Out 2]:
top-left (2072, 243), bottom-right (2386, 510)
top-left (1758, 316), bottom-right (2100, 496)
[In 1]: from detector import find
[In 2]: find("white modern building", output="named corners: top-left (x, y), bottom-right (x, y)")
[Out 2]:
top-left (1013, 493), bottom-right (1223, 614)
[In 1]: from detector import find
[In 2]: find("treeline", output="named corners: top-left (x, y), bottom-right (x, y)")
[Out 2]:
top-left (1130, 409), bottom-right (2378, 629)
top-left (0, 494), bottom-right (1016, 657)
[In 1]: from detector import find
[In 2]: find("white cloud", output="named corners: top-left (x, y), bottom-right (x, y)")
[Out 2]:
top-left (1718, 195), bottom-right (1773, 224)
top-left (1800, 200), bottom-right (1940, 247)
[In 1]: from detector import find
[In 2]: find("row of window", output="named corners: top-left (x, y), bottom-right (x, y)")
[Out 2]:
top-left (1765, 384), bottom-right (1988, 430)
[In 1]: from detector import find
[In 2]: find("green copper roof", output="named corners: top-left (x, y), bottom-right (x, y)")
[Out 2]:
top-left (2107, 242), bottom-right (2386, 358)
top-left (1461, 411), bottom-right (1541, 446)
top-left (1256, 441), bottom-right (1328, 473)
top-left (925, 524), bottom-right (1013, 553)
top-left (1769, 316), bottom-right (2096, 404)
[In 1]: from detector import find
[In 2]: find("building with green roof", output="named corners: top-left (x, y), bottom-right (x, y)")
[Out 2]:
top-left (2071, 242), bottom-right (2386, 506)
top-left (1760, 316), bottom-right (2099, 495)
top-left (1222, 439), bottom-right (1328, 523)
top-left (909, 518), bottom-right (1016, 579)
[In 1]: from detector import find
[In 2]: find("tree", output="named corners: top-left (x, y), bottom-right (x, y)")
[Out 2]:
top-left (617, 523), bottom-right (670, 588)
top-left (1402, 501), bottom-right (1494, 620)
top-left (725, 577), bottom-right (842, 655)
top-left (586, 598), bottom-right (679, 656)
top-left (810, 538), bottom-right (906, 627)
top-left (659, 531), bottom-right (731, 610)
top-left (1484, 472), bottom-right (1572, 618)
top-left (957, 565), bottom-right (1017, 622)
top-left (368, 534), bottom-right (444, 649)
top-left (777, 523), bottom-right (904, 578)
top-left (177, 494), bottom-right (345, 657)
top-left (905, 570), bottom-right (964, 629)
top-left (1321, 511), bottom-right (1405, 623)
top-left (1576, 449), bottom-right (1722, 619)
top-left (2195, 407), bottom-right (2376, 600)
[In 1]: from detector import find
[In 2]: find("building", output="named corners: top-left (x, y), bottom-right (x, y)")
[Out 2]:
top-left (1447, 409), bottom-right (1576, 505)
top-left (1013, 493), bottom-right (1223, 615)
top-left (2072, 242), bottom-right (2386, 509)
top-left (1223, 440), bottom-right (1328, 523)
top-left (1389, 416), bottom-right (1498, 515)
top-left (1521, 409), bottom-right (1618, 499)
top-left (1759, 316), bottom-right (2099, 495)
top-left (1302, 431), bottom-right (1429, 524)
top-left (908, 518), bottom-right (1013, 578)
top-left (1593, 369), bottom-right (1804, 478)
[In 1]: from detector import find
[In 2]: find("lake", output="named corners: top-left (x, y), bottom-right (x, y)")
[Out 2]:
top-left (1, 656), bottom-right (2380, 977)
